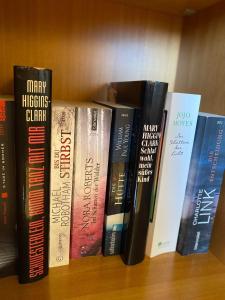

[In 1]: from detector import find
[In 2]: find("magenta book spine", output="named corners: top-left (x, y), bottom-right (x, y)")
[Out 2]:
top-left (70, 106), bottom-right (111, 258)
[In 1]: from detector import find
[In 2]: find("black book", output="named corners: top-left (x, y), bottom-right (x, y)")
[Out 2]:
top-left (0, 97), bottom-right (17, 278)
top-left (95, 101), bottom-right (134, 256)
top-left (14, 66), bottom-right (52, 283)
top-left (109, 81), bottom-right (168, 265)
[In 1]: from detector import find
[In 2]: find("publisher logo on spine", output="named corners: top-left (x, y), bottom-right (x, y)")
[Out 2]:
top-left (91, 109), bottom-right (98, 131)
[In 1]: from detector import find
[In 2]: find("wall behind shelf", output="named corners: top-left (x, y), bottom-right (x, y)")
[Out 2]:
top-left (0, 0), bottom-right (182, 102)
top-left (175, 1), bottom-right (225, 115)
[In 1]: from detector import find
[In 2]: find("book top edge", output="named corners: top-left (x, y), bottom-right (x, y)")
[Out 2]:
top-left (52, 101), bottom-right (112, 110)
top-left (168, 92), bottom-right (201, 97)
top-left (0, 95), bottom-right (14, 101)
top-left (94, 100), bottom-right (134, 109)
top-left (110, 80), bottom-right (168, 85)
top-left (199, 112), bottom-right (225, 118)
top-left (52, 100), bottom-right (75, 107)
top-left (14, 65), bottom-right (52, 72)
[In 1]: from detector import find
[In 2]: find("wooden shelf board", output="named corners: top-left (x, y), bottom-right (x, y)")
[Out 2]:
top-left (1, 252), bottom-right (225, 299)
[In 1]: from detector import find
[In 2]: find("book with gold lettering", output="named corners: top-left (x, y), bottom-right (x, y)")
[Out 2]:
top-left (70, 104), bottom-right (111, 258)
top-left (14, 66), bottom-right (52, 283)
top-left (49, 102), bottom-right (75, 267)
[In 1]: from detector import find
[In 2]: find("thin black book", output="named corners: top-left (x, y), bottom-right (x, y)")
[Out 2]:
top-left (0, 97), bottom-right (17, 278)
top-left (14, 66), bottom-right (52, 283)
top-left (95, 101), bottom-right (134, 256)
top-left (109, 81), bottom-right (168, 265)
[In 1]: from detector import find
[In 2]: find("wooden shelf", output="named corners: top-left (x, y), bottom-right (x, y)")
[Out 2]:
top-left (1, 252), bottom-right (225, 299)
top-left (1, 0), bottom-right (225, 297)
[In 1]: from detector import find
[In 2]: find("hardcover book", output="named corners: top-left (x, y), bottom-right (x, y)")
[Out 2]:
top-left (109, 81), bottom-right (168, 265)
top-left (70, 104), bottom-right (111, 258)
top-left (177, 113), bottom-right (225, 255)
top-left (14, 66), bottom-right (52, 283)
top-left (95, 101), bottom-right (134, 256)
top-left (0, 97), bottom-right (17, 278)
top-left (49, 102), bottom-right (75, 267)
top-left (145, 93), bottom-right (201, 258)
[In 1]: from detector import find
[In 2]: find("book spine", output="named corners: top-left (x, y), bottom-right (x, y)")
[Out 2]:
top-left (70, 107), bottom-right (111, 258)
top-left (176, 115), bottom-right (207, 255)
top-left (49, 105), bottom-right (75, 267)
top-left (121, 82), bottom-right (168, 265)
top-left (145, 93), bottom-right (200, 258)
top-left (14, 66), bottom-right (52, 283)
top-left (149, 110), bottom-right (167, 223)
top-left (0, 100), bottom-right (17, 277)
top-left (178, 117), bottom-right (225, 255)
top-left (103, 108), bottom-right (133, 256)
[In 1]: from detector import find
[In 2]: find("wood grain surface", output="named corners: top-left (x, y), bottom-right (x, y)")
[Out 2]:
top-left (175, 1), bottom-right (225, 115)
top-left (0, 0), bottom-right (182, 102)
top-left (1, 252), bottom-right (225, 299)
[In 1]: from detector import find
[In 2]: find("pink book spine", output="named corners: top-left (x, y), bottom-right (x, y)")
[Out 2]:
top-left (70, 106), bottom-right (112, 258)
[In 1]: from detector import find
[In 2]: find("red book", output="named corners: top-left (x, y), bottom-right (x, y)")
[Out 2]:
top-left (0, 97), bottom-right (17, 278)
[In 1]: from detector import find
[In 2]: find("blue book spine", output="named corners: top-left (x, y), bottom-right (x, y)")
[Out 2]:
top-left (103, 107), bottom-right (134, 256)
top-left (177, 115), bottom-right (225, 255)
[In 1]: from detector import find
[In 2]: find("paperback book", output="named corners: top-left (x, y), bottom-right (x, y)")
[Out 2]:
top-left (146, 92), bottom-right (201, 257)
top-left (96, 101), bottom-right (134, 256)
top-left (177, 113), bottom-right (225, 255)
top-left (14, 66), bottom-right (52, 283)
top-left (70, 104), bottom-right (111, 258)
top-left (0, 97), bottom-right (17, 278)
top-left (49, 102), bottom-right (75, 267)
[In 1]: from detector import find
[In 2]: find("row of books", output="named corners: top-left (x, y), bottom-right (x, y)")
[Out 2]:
top-left (0, 66), bottom-right (225, 284)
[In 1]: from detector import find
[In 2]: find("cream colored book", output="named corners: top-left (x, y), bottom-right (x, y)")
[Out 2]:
top-left (49, 102), bottom-right (75, 267)
top-left (146, 92), bottom-right (201, 258)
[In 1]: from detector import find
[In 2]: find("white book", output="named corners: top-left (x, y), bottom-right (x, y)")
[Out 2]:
top-left (146, 92), bottom-right (201, 258)
top-left (49, 103), bottom-right (75, 267)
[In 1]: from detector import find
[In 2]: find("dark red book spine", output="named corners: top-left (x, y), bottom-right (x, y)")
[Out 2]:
top-left (14, 66), bottom-right (52, 283)
top-left (0, 98), bottom-right (17, 278)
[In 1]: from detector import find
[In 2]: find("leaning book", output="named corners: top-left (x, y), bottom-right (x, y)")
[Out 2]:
top-left (177, 113), bottom-right (225, 255)
top-left (95, 101), bottom-right (134, 256)
top-left (0, 97), bottom-right (17, 278)
top-left (146, 92), bottom-right (201, 258)
top-left (14, 66), bottom-right (52, 283)
top-left (49, 102), bottom-right (75, 267)
top-left (70, 103), bottom-right (111, 258)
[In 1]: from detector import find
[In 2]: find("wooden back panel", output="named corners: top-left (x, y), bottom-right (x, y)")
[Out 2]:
top-left (175, 1), bottom-right (225, 115)
top-left (0, 0), bottom-right (182, 102)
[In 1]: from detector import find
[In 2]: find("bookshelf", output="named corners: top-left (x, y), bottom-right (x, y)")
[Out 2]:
top-left (1, 0), bottom-right (225, 298)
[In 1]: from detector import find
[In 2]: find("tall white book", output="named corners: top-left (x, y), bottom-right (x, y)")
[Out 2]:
top-left (146, 92), bottom-right (201, 258)
top-left (49, 103), bottom-right (75, 267)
